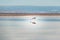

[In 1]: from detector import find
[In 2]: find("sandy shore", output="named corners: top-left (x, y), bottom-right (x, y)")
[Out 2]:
top-left (0, 13), bottom-right (60, 16)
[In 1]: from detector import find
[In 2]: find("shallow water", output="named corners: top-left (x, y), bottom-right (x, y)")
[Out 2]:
top-left (0, 16), bottom-right (60, 40)
top-left (0, 6), bottom-right (60, 13)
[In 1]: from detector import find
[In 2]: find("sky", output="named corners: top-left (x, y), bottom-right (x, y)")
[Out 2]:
top-left (0, 0), bottom-right (60, 6)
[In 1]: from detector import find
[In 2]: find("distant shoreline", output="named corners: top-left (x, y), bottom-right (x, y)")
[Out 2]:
top-left (0, 13), bottom-right (60, 16)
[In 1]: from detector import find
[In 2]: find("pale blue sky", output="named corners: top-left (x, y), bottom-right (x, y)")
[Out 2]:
top-left (0, 0), bottom-right (60, 6)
